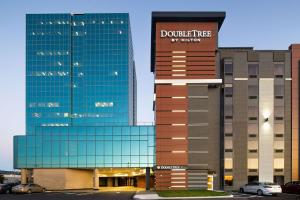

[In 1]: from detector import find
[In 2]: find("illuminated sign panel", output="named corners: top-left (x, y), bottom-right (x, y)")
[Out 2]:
top-left (156, 22), bottom-right (217, 51)
top-left (160, 30), bottom-right (212, 43)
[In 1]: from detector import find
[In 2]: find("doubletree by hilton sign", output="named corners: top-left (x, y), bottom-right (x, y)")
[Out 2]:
top-left (160, 30), bottom-right (212, 43)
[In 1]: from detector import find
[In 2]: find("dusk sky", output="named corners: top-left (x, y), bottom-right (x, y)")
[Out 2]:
top-left (0, 0), bottom-right (299, 170)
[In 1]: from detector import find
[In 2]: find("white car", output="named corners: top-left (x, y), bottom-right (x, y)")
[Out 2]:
top-left (240, 182), bottom-right (282, 196)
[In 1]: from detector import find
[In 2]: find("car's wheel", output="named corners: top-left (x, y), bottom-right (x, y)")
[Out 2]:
top-left (5, 189), bottom-right (10, 194)
top-left (240, 188), bottom-right (244, 193)
top-left (27, 189), bottom-right (32, 194)
top-left (257, 189), bottom-right (263, 196)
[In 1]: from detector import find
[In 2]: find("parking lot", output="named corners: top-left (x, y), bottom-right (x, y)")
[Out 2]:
top-left (0, 191), bottom-right (300, 200)
top-left (0, 191), bottom-right (135, 200)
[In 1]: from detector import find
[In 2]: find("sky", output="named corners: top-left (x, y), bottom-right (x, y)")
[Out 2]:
top-left (0, 0), bottom-right (299, 170)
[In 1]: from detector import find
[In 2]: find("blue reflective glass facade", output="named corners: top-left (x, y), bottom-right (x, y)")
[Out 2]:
top-left (14, 126), bottom-right (155, 168)
top-left (14, 13), bottom-right (153, 170)
top-left (26, 13), bottom-right (136, 135)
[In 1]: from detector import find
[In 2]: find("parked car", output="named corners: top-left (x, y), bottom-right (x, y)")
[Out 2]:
top-left (12, 184), bottom-right (45, 194)
top-left (0, 182), bottom-right (19, 194)
top-left (240, 182), bottom-right (282, 196)
top-left (281, 181), bottom-right (300, 194)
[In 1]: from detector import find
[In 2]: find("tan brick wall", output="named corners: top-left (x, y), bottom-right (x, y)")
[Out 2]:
top-left (33, 169), bottom-right (93, 190)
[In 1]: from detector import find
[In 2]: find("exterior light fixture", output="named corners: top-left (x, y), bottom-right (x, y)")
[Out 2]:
top-left (264, 117), bottom-right (269, 122)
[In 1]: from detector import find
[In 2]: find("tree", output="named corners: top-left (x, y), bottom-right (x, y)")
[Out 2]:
top-left (0, 174), bottom-right (4, 184)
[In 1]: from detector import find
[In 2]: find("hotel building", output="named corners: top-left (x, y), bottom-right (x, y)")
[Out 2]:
top-left (151, 12), bottom-right (300, 190)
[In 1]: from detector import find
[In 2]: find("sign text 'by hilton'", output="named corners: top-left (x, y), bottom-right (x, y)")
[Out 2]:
top-left (160, 30), bottom-right (212, 43)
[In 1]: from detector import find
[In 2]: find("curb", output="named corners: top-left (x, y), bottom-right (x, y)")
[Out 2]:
top-left (133, 194), bottom-right (234, 199)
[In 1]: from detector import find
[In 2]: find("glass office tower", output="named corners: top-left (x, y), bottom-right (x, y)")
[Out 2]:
top-left (25, 13), bottom-right (136, 135)
top-left (14, 13), bottom-right (154, 190)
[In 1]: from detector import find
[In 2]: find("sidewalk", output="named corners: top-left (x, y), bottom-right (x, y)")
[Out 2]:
top-left (133, 191), bottom-right (233, 199)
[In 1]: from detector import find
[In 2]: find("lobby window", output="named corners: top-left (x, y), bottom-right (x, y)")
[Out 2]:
top-left (274, 63), bottom-right (284, 78)
top-left (248, 64), bottom-right (259, 78)
top-left (224, 176), bottom-right (233, 186)
top-left (274, 176), bottom-right (284, 185)
top-left (248, 176), bottom-right (258, 183)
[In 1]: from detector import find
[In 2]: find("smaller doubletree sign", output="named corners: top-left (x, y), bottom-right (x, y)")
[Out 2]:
top-left (160, 30), bottom-right (212, 43)
top-left (154, 165), bottom-right (187, 170)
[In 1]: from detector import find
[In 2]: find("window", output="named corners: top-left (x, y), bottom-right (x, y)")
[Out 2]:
top-left (248, 176), bottom-right (258, 183)
top-left (224, 123), bottom-right (232, 134)
top-left (274, 64), bottom-right (284, 78)
top-left (225, 140), bottom-right (233, 150)
top-left (248, 124), bottom-right (258, 135)
top-left (274, 141), bottom-right (284, 150)
top-left (275, 85), bottom-right (284, 98)
top-left (224, 59), bottom-right (233, 83)
top-left (225, 158), bottom-right (233, 169)
top-left (224, 62), bottom-right (233, 75)
top-left (248, 85), bottom-right (258, 98)
top-left (224, 87), bottom-right (233, 97)
top-left (225, 105), bottom-right (233, 118)
top-left (274, 176), bottom-right (284, 185)
top-left (274, 158), bottom-right (284, 169)
top-left (248, 64), bottom-right (259, 78)
top-left (248, 159), bottom-right (258, 169)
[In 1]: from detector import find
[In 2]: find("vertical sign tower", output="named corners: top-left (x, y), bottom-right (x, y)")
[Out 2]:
top-left (151, 12), bottom-right (225, 190)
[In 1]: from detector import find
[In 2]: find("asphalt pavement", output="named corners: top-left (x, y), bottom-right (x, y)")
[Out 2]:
top-left (0, 191), bottom-right (300, 200)
top-left (0, 191), bottom-right (135, 200)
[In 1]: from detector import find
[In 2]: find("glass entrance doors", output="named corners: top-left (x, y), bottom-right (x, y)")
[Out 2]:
top-left (99, 177), bottom-right (137, 187)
